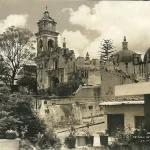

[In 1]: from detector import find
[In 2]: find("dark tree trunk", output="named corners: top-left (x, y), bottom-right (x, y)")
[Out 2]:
top-left (11, 71), bottom-right (16, 94)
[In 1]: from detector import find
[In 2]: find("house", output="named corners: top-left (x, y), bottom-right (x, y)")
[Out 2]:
top-left (99, 82), bottom-right (150, 136)
top-left (100, 98), bottom-right (144, 136)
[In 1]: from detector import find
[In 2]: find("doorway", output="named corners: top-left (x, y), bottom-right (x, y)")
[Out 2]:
top-left (107, 114), bottom-right (124, 136)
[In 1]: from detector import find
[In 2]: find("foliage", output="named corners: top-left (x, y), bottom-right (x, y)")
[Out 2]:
top-left (64, 126), bottom-right (76, 147)
top-left (38, 129), bottom-right (61, 149)
top-left (60, 104), bottom-right (73, 118)
top-left (0, 26), bottom-right (36, 93)
top-left (17, 75), bottom-right (37, 93)
top-left (62, 50), bottom-right (74, 63)
top-left (0, 88), bottom-right (60, 148)
top-left (109, 126), bottom-right (150, 150)
top-left (53, 79), bottom-right (84, 96)
top-left (0, 87), bottom-right (10, 95)
top-left (82, 128), bottom-right (92, 137)
top-left (100, 39), bottom-right (115, 64)
top-left (17, 65), bottom-right (37, 93)
top-left (0, 92), bottom-right (44, 138)
top-left (20, 140), bottom-right (35, 150)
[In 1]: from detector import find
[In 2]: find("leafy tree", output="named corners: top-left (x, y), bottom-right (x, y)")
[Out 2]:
top-left (0, 93), bottom-right (43, 138)
top-left (100, 39), bottom-right (115, 64)
top-left (0, 26), bottom-right (36, 93)
top-left (53, 79), bottom-right (84, 96)
top-left (17, 75), bottom-right (37, 93)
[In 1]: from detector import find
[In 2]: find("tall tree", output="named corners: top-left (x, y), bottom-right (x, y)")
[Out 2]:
top-left (100, 39), bottom-right (115, 64)
top-left (17, 65), bottom-right (37, 94)
top-left (0, 26), bottom-right (36, 93)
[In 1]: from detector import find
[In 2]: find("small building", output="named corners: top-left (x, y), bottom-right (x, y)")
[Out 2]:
top-left (100, 97), bottom-right (145, 136)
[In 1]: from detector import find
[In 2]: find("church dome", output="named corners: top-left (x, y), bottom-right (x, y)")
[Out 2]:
top-left (115, 49), bottom-right (136, 63)
top-left (113, 37), bottom-right (137, 63)
top-left (144, 47), bottom-right (150, 63)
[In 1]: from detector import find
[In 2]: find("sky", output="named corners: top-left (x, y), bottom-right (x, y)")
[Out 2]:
top-left (0, 0), bottom-right (150, 59)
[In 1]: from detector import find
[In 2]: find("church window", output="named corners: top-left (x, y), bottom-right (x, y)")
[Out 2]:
top-left (53, 59), bottom-right (58, 70)
top-left (48, 39), bottom-right (54, 48)
top-left (44, 100), bottom-right (47, 104)
top-left (39, 39), bottom-right (43, 51)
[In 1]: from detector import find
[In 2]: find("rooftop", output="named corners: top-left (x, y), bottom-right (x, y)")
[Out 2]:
top-left (99, 100), bottom-right (144, 106)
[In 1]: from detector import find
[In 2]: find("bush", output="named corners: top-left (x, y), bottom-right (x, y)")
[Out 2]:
top-left (109, 126), bottom-right (150, 150)
top-left (0, 91), bottom-right (60, 148)
top-left (0, 87), bottom-right (10, 95)
top-left (53, 79), bottom-right (84, 96)
top-left (64, 126), bottom-right (76, 148)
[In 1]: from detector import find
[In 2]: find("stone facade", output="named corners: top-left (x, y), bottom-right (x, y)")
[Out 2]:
top-left (34, 8), bottom-right (100, 92)
top-left (100, 69), bottom-right (136, 102)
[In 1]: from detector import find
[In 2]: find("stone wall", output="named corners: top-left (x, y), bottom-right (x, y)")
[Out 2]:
top-left (0, 139), bottom-right (20, 150)
top-left (37, 85), bottom-right (101, 126)
top-left (88, 70), bottom-right (101, 85)
top-left (74, 85), bottom-right (100, 102)
top-left (80, 102), bottom-right (101, 118)
top-left (100, 70), bottom-right (135, 101)
top-left (38, 99), bottom-right (82, 126)
top-left (38, 99), bottom-right (101, 126)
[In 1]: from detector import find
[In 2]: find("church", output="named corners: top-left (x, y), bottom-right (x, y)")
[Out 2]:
top-left (35, 7), bottom-right (101, 92)
top-left (102, 36), bottom-right (150, 82)
top-left (34, 7), bottom-right (150, 95)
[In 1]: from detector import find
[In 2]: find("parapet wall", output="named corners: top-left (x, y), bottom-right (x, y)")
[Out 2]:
top-left (0, 139), bottom-right (20, 150)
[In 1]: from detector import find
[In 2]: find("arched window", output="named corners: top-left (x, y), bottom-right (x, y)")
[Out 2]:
top-left (39, 39), bottom-right (43, 51)
top-left (48, 39), bottom-right (54, 48)
top-left (55, 60), bottom-right (58, 70)
top-left (53, 58), bottom-right (58, 70)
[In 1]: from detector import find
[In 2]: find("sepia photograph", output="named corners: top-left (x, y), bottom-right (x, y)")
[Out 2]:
top-left (0, 0), bottom-right (150, 150)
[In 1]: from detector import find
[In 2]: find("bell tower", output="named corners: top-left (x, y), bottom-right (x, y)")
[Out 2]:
top-left (35, 7), bottom-right (59, 90)
top-left (35, 6), bottom-right (59, 56)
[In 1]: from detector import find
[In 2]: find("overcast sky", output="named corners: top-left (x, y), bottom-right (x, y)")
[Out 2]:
top-left (0, 0), bottom-right (150, 59)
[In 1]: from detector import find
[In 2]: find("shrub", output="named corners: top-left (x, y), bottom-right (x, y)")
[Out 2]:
top-left (0, 92), bottom-right (60, 148)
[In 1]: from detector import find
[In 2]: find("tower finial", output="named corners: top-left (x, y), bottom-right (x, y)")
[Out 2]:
top-left (124, 36), bottom-right (126, 42)
top-left (122, 36), bottom-right (128, 50)
top-left (45, 6), bottom-right (48, 10)
top-left (86, 52), bottom-right (90, 61)
top-left (63, 37), bottom-right (66, 48)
